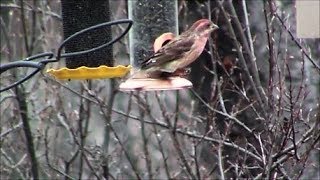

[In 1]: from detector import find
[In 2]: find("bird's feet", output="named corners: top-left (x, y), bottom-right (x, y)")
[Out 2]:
top-left (172, 68), bottom-right (191, 77)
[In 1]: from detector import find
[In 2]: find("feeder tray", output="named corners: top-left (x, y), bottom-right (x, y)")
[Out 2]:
top-left (119, 77), bottom-right (192, 91)
top-left (46, 65), bottom-right (131, 80)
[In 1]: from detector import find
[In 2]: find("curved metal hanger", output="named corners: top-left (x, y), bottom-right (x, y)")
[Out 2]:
top-left (0, 19), bottom-right (133, 92)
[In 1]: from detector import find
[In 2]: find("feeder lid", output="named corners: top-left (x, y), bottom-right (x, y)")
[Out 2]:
top-left (119, 77), bottom-right (192, 91)
top-left (46, 65), bottom-right (131, 80)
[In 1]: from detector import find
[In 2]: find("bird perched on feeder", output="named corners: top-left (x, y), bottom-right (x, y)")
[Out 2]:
top-left (134, 19), bottom-right (219, 78)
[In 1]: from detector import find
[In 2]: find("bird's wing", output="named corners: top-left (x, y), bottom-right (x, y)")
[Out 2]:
top-left (140, 35), bottom-right (195, 69)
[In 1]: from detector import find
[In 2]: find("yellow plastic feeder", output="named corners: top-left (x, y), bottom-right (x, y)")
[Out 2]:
top-left (47, 65), bottom-right (131, 80)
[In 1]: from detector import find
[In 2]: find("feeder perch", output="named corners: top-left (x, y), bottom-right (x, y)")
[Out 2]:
top-left (119, 77), bottom-right (192, 91)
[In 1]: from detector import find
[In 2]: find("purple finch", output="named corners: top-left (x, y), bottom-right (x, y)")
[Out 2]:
top-left (138, 19), bottom-right (218, 78)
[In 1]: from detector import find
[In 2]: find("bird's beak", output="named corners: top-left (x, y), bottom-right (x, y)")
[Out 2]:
top-left (211, 24), bottom-right (219, 30)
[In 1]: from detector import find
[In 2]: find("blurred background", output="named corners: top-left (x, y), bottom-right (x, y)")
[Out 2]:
top-left (1, 0), bottom-right (319, 179)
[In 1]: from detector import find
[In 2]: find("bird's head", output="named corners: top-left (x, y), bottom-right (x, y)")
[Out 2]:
top-left (189, 19), bottom-right (219, 37)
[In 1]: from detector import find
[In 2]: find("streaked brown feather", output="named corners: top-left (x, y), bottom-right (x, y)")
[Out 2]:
top-left (140, 34), bottom-right (195, 69)
top-left (137, 19), bottom-right (217, 77)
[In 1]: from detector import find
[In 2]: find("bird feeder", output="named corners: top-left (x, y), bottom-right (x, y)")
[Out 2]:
top-left (47, 1), bottom-right (132, 80)
top-left (119, 0), bottom-right (192, 91)
top-left (46, 19), bottom-right (133, 80)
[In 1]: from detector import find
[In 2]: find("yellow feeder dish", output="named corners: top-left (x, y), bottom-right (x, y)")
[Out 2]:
top-left (46, 65), bottom-right (131, 80)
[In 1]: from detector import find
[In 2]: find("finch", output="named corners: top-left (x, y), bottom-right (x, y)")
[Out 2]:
top-left (138, 19), bottom-right (218, 78)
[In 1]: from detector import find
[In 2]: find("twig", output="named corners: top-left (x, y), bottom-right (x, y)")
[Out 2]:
top-left (173, 90), bottom-right (180, 134)
top-left (263, 2), bottom-right (277, 178)
top-left (15, 7), bottom-right (40, 178)
top-left (64, 148), bottom-right (80, 180)
top-left (14, 85), bottom-right (39, 179)
top-left (273, 120), bottom-right (319, 160)
top-left (190, 89), bottom-right (254, 134)
top-left (77, 82), bottom-right (92, 179)
top-left (225, 0), bottom-right (268, 107)
top-left (46, 77), bottom-right (263, 167)
top-left (68, 126), bottom-right (100, 180)
top-left (217, 0), bottom-right (267, 117)
top-left (0, 3), bottom-right (62, 20)
top-left (45, 76), bottom-right (141, 122)
top-left (218, 137), bottom-right (226, 180)
top-left (102, 78), bottom-right (117, 179)
top-left (192, 141), bottom-right (201, 180)
top-left (241, 0), bottom-right (255, 56)
top-left (272, 3), bottom-right (320, 73)
top-left (137, 92), bottom-right (153, 179)
top-left (44, 128), bottom-right (76, 180)
top-left (81, 150), bottom-right (101, 179)
top-left (94, 94), bottom-right (141, 180)
top-left (145, 96), bottom-right (171, 179)
top-left (155, 92), bottom-right (197, 180)
top-left (264, 0), bottom-right (276, 110)
top-left (19, 0), bottom-right (30, 56)
top-left (286, 62), bottom-right (299, 161)
top-left (0, 17), bottom-right (13, 60)
top-left (1, 149), bottom-right (26, 180)
top-left (29, 0), bottom-right (37, 54)
top-left (124, 92), bottom-right (133, 124)
top-left (0, 122), bottom-right (22, 139)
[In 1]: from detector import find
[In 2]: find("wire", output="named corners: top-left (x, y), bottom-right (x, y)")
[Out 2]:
top-left (0, 19), bottom-right (133, 93)
top-left (57, 19), bottom-right (133, 60)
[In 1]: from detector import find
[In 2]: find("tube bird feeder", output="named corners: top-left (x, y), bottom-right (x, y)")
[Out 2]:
top-left (120, 0), bottom-right (193, 91)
